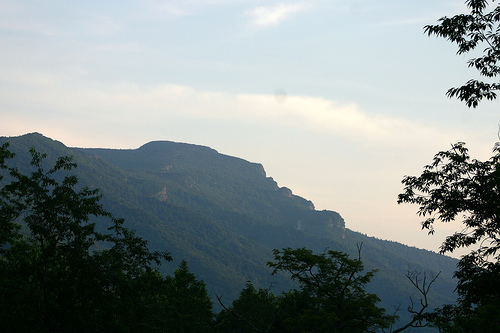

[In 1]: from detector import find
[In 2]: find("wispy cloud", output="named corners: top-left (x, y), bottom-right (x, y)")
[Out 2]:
top-left (0, 69), bottom-right (458, 150)
top-left (141, 1), bottom-right (193, 19)
top-left (247, 3), bottom-right (312, 28)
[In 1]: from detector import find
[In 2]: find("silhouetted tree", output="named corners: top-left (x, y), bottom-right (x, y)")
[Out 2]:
top-left (163, 260), bottom-right (214, 333)
top-left (399, 142), bottom-right (500, 331)
top-left (0, 143), bottom-right (214, 332)
top-left (424, 0), bottom-right (500, 107)
top-left (267, 247), bottom-right (395, 333)
top-left (216, 282), bottom-right (281, 333)
top-left (217, 246), bottom-right (439, 333)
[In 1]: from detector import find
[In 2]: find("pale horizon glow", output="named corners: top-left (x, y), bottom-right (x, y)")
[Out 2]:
top-left (1, 0), bottom-right (498, 257)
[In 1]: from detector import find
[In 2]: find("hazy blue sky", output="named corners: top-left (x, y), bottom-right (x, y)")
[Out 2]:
top-left (1, 0), bottom-right (498, 255)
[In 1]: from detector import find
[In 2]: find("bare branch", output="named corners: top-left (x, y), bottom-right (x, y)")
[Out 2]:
top-left (356, 242), bottom-right (363, 261)
top-left (391, 271), bottom-right (440, 333)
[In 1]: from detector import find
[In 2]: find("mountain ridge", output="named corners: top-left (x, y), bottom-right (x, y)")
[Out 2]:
top-left (0, 133), bottom-right (457, 322)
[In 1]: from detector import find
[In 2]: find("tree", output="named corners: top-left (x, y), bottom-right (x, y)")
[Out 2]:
top-left (215, 282), bottom-right (282, 333)
top-left (424, 0), bottom-right (500, 107)
top-left (216, 247), bottom-right (438, 333)
top-left (163, 260), bottom-right (215, 333)
top-left (0, 143), bottom-right (16, 245)
top-left (0, 144), bottom-right (177, 332)
top-left (398, 142), bottom-right (500, 331)
top-left (390, 270), bottom-right (440, 333)
top-left (267, 247), bottom-right (395, 333)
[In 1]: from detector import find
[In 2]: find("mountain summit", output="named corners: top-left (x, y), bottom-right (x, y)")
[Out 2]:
top-left (1, 133), bottom-right (457, 315)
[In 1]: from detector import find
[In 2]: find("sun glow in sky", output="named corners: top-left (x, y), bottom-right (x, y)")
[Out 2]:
top-left (1, 0), bottom-right (498, 256)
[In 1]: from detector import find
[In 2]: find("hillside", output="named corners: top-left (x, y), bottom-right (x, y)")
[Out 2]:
top-left (0, 133), bottom-right (458, 320)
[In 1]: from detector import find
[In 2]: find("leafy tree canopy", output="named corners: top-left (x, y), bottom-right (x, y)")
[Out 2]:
top-left (424, 0), bottom-right (500, 107)
top-left (218, 247), bottom-right (437, 332)
top-left (399, 142), bottom-right (500, 331)
top-left (267, 247), bottom-right (397, 333)
top-left (398, 142), bottom-right (500, 267)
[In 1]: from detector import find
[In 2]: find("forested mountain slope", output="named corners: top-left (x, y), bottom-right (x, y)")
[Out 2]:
top-left (1, 133), bottom-right (457, 316)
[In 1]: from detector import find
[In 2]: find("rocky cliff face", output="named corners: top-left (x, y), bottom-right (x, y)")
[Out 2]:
top-left (82, 139), bottom-right (339, 236)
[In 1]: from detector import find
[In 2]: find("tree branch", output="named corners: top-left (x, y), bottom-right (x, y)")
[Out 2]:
top-left (391, 271), bottom-right (440, 333)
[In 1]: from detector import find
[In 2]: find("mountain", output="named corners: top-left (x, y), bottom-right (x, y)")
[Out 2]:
top-left (0, 133), bottom-right (458, 319)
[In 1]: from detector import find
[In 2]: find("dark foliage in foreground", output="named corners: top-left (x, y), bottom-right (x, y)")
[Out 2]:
top-left (0, 143), bottom-right (213, 332)
top-left (399, 142), bottom-right (500, 331)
